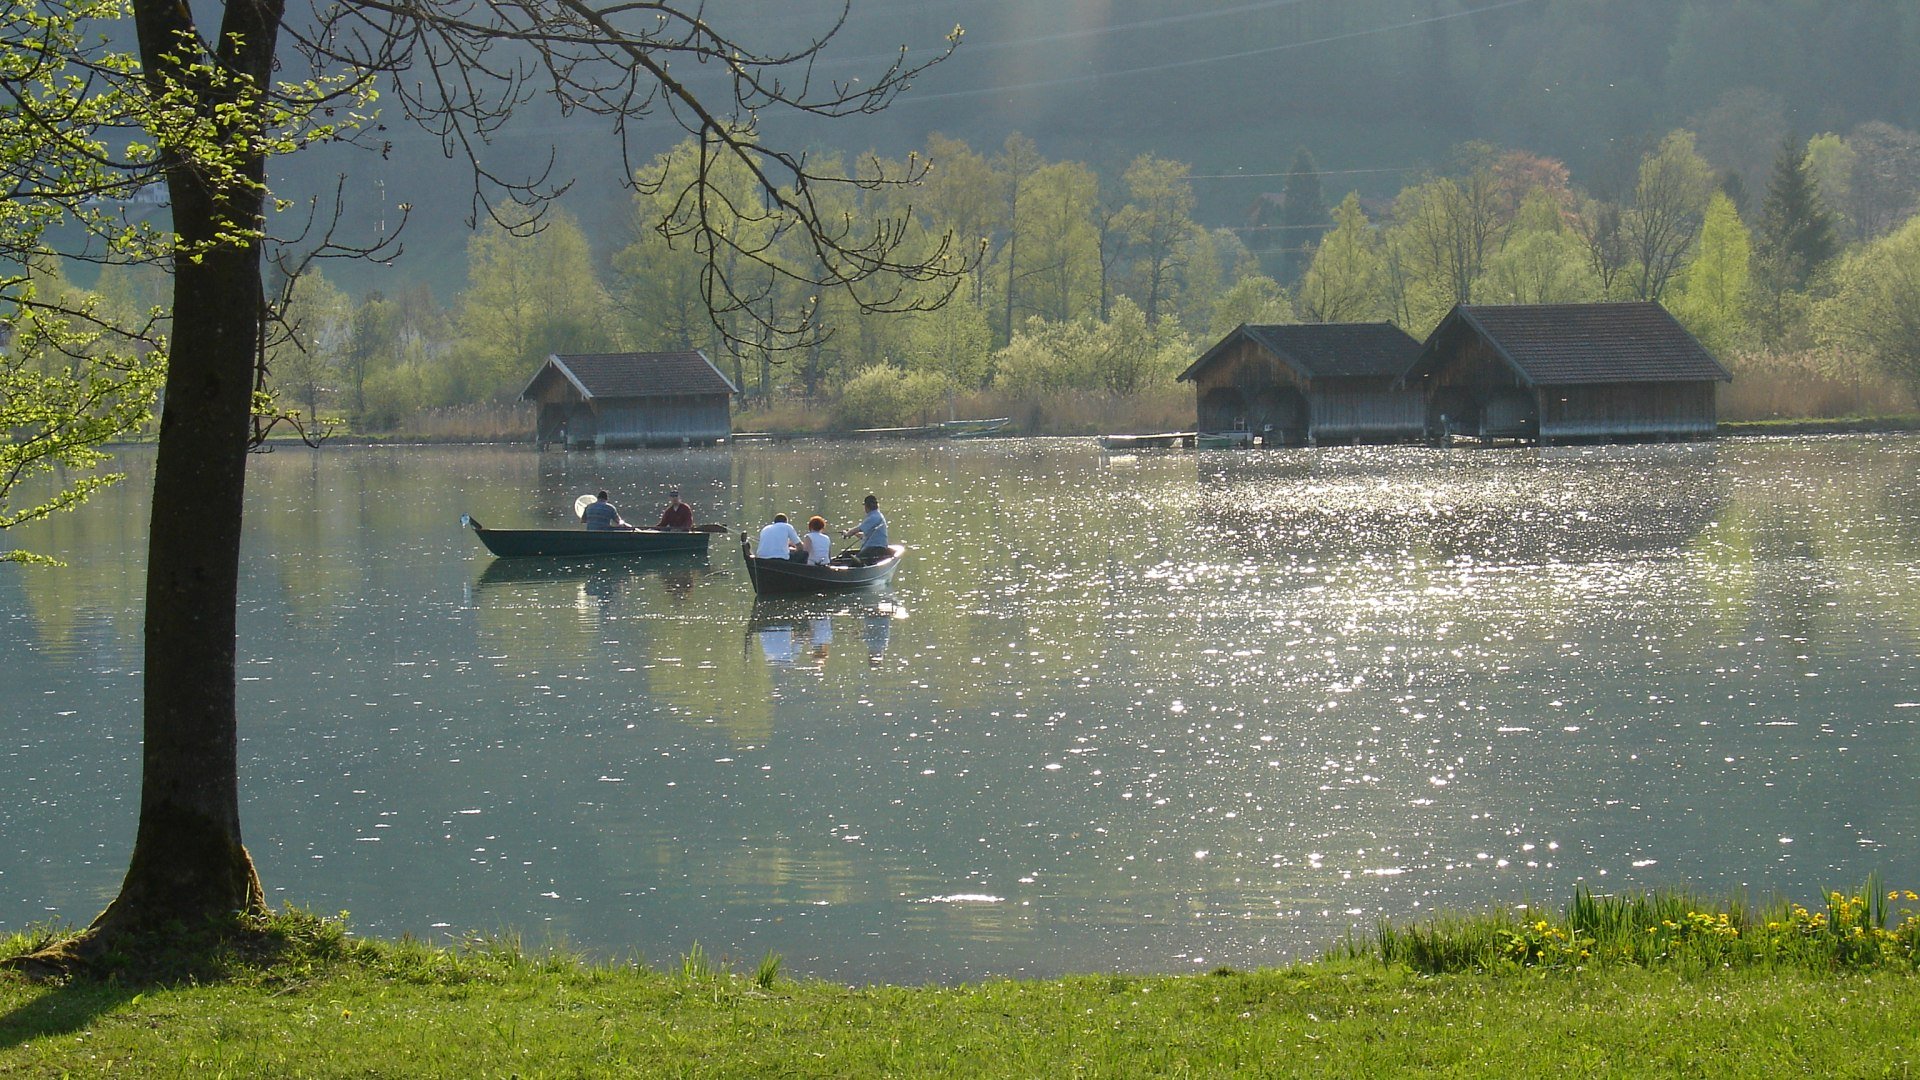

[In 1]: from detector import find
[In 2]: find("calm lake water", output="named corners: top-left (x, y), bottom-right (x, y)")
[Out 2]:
top-left (4, 436), bottom-right (1918, 982)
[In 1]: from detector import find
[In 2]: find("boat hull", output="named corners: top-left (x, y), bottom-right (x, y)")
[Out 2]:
top-left (740, 541), bottom-right (905, 594)
top-left (464, 515), bottom-right (712, 558)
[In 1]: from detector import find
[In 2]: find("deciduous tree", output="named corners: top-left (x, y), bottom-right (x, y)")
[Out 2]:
top-left (1623, 130), bottom-right (1716, 302)
top-left (1113, 155), bottom-right (1196, 326)
top-left (1019, 161), bottom-right (1101, 325)
top-left (1208, 274), bottom-right (1292, 340)
top-left (1817, 215), bottom-right (1920, 392)
top-left (1, 0), bottom-right (166, 565)
top-left (1842, 122), bottom-right (1920, 241)
top-left (16, 0), bottom-right (962, 968)
top-left (1667, 192), bottom-right (1753, 358)
top-left (454, 210), bottom-right (616, 403)
top-left (1475, 188), bottom-right (1599, 305)
top-left (1297, 193), bottom-right (1385, 324)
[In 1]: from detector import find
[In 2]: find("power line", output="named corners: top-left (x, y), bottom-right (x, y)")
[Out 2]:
top-left (894, 0), bottom-right (1546, 105)
top-left (806, 0), bottom-right (1328, 67)
top-left (1188, 166), bottom-right (1419, 181)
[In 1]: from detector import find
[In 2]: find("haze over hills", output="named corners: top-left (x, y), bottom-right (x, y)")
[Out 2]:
top-left (281, 0), bottom-right (1920, 300)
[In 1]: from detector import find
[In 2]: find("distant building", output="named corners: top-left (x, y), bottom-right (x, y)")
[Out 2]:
top-left (1403, 302), bottom-right (1732, 444)
top-left (522, 351), bottom-right (738, 449)
top-left (1178, 323), bottom-right (1426, 445)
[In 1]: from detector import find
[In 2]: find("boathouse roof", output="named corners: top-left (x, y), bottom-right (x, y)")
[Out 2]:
top-left (1179, 322), bottom-right (1424, 383)
top-left (521, 351), bottom-right (739, 402)
top-left (1413, 302), bottom-right (1732, 385)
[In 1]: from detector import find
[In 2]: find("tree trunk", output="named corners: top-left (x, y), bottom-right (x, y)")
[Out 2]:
top-left (88, 0), bottom-right (282, 937)
top-left (92, 237), bottom-right (267, 933)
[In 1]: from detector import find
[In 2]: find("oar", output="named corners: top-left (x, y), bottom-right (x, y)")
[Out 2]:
top-left (572, 493), bottom-right (596, 520)
top-left (695, 522), bottom-right (730, 534)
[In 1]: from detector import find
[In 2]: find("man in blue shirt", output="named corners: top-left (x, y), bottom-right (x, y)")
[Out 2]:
top-left (841, 493), bottom-right (889, 558)
top-left (582, 490), bottom-right (634, 530)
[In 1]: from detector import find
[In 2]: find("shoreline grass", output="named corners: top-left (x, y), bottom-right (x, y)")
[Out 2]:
top-left (5, 884), bottom-right (1918, 1076)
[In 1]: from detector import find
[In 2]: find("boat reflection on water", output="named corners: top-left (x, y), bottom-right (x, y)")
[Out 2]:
top-left (746, 594), bottom-right (903, 668)
top-left (469, 551), bottom-right (716, 608)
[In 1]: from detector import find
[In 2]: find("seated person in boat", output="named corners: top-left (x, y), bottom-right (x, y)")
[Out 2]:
top-left (655, 488), bottom-right (695, 530)
top-left (582, 490), bottom-right (635, 530)
top-left (756, 513), bottom-right (804, 560)
top-left (840, 494), bottom-right (889, 559)
top-left (802, 516), bottom-right (834, 565)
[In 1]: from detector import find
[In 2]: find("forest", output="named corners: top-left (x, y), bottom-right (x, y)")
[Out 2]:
top-left (18, 0), bottom-right (1920, 438)
top-left (44, 119), bottom-right (1920, 438)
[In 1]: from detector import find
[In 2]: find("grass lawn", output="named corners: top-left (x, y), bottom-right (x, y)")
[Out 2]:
top-left (4, 892), bottom-right (1919, 1077)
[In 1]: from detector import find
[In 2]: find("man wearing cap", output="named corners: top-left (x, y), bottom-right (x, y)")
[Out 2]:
top-left (841, 493), bottom-right (889, 559)
top-left (656, 488), bottom-right (695, 530)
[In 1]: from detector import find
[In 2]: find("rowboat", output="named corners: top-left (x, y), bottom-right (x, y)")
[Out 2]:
top-left (1195, 430), bottom-right (1253, 449)
top-left (1098, 431), bottom-right (1196, 450)
top-left (461, 514), bottom-right (716, 558)
top-left (739, 537), bottom-right (905, 595)
top-left (943, 417), bottom-right (1011, 438)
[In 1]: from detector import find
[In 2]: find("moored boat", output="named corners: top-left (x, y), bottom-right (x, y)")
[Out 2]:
top-left (462, 514), bottom-right (716, 558)
top-left (942, 417), bottom-right (1011, 438)
top-left (1195, 430), bottom-right (1253, 449)
top-left (740, 538), bottom-right (905, 594)
top-left (1098, 431), bottom-right (1196, 450)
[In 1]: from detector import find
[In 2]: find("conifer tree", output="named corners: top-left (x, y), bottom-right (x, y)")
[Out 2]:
top-left (1277, 147), bottom-right (1327, 286)
top-left (1755, 133), bottom-right (1842, 295)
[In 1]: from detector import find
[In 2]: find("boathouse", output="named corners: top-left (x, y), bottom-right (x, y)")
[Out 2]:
top-left (1177, 323), bottom-right (1425, 445)
top-left (522, 351), bottom-right (738, 449)
top-left (1403, 302), bottom-right (1732, 444)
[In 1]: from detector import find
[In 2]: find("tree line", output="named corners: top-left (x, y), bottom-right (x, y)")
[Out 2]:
top-left (192, 122), bottom-right (1920, 433)
top-left (17, 124), bottom-right (1920, 439)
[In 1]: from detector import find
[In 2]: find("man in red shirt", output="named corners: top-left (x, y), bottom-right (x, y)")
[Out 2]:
top-left (656, 488), bottom-right (695, 530)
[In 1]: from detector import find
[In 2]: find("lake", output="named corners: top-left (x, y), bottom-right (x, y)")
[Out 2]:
top-left (3, 435), bottom-right (1918, 983)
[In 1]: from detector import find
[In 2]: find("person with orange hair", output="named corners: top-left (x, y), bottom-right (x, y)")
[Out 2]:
top-left (801, 515), bottom-right (833, 565)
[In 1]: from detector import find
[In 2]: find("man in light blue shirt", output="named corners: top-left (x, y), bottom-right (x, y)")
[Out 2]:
top-left (841, 493), bottom-right (889, 557)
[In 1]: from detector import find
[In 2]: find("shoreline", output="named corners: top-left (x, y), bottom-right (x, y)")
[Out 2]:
top-left (5, 890), bottom-right (1916, 1074)
top-left (96, 414), bottom-right (1920, 451)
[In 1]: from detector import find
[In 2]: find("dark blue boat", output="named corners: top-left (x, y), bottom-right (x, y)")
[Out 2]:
top-left (462, 514), bottom-right (715, 558)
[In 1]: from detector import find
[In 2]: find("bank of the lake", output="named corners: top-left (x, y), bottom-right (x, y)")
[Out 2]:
top-left (4, 913), bottom-right (1918, 1077)
top-left (1720, 413), bottom-right (1920, 436)
top-left (93, 411), bottom-right (1920, 449)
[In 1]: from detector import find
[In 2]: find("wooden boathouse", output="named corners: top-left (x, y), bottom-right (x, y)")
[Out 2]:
top-left (1403, 302), bottom-right (1732, 444)
top-left (1178, 323), bottom-right (1425, 445)
top-left (522, 351), bottom-right (738, 449)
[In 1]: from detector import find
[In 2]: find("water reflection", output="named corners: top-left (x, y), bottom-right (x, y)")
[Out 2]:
top-left (471, 551), bottom-right (714, 596)
top-left (530, 449), bottom-right (736, 529)
top-left (746, 595), bottom-right (903, 670)
top-left (1194, 444), bottom-right (1727, 566)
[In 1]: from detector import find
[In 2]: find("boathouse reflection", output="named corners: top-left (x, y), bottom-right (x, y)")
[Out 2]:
top-left (1193, 445), bottom-right (1728, 567)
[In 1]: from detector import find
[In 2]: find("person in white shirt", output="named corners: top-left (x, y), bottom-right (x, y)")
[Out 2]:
top-left (802, 516), bottom-right (834, 565)
top-left (756, 513), bottom-right (803, 559)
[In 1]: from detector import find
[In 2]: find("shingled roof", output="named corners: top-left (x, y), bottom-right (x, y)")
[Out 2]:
top-left (1417, 302), bottom-right (1731, 385)
top-left (520, 351), bottom-right (739, 401)
top-left (1179, 322), bottom-right (1423, 383)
